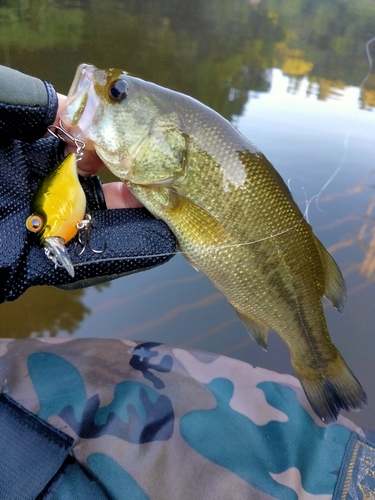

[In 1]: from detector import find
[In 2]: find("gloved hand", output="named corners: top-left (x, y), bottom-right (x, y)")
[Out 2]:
top-left (0, 65), bottom-right (176, 303)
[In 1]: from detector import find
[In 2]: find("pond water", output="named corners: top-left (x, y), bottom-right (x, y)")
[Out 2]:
top-left (1, 0), bottom-right (375, 429)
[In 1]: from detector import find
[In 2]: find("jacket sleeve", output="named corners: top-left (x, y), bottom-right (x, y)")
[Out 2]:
top-left (0, 65), bottom-right (58, 142)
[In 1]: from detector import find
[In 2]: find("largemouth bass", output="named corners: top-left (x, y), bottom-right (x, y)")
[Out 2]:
top-left (62, 63), bottom-right (367, 422)
top-left (26, 152), bottom-right (86, 277)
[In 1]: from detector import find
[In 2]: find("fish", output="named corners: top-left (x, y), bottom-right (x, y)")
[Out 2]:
top-left (62, 63), bottom-right (367, 423)
top-left (26, 152), bottom-right (86, 277)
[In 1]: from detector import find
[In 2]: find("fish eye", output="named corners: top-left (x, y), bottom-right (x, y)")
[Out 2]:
top-left (26, 214), bottom-right (44, 233)
top-left (108, 79), bottom-right (129, 102)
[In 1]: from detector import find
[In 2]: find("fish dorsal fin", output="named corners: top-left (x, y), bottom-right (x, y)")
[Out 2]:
top-left (314, 236), bottom-right (346, 312)
top-left (235, 309), bottom-right (269, 350)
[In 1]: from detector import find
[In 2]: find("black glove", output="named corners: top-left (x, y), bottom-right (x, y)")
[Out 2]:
top-left (0, 66), bottom-right (176, 303)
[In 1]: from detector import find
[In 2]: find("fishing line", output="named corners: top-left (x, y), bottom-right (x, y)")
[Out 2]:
top-left (314, 36), bottom-right (375, 209)
top-left (362, 36), bottom-right (375, 86)
top-left (73, 175), bottom-right (310, 266)
top-left (73, 211), bottom-right (308, 268)
top-left (288, 178), bottom-right (310, 223)
top-left (314, 136), bottom-right (349, 210)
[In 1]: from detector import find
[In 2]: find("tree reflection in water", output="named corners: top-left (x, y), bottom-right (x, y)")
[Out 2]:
top-left (1, 286), bottom-right (89, 337)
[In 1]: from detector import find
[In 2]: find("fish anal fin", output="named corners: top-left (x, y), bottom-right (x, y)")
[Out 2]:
top-left (314, 236), bottom-right (346, 312)
top-left (292, 351), bottom-right (367, 423)
top-left (235, 309), bottom-right (268, 350)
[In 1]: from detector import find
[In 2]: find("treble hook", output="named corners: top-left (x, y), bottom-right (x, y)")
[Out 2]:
top-left (48, 120), bottom-right (86, 161)
top-left (74, 214), bottom-right (106, 256)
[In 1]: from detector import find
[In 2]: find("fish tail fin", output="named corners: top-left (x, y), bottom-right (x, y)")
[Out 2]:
top-left (292, 351), bottom-right (367, 424)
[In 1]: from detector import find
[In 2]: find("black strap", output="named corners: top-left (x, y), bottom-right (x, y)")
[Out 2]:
top-left (0, 393), bottom-right (110, 500)
top-left (0, 393), bottom-right (73, 499)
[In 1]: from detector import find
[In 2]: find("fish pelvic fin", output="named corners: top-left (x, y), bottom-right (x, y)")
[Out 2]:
top-left (235, 309), bottom-right (268, 350)
top-left (314, 236), bottom-right (346, 312)
top-left (292, 351), bottom-right (367, 424)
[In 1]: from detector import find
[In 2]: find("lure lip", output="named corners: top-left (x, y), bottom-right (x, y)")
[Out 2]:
top-left (44, 236), bottom-right (75, 277)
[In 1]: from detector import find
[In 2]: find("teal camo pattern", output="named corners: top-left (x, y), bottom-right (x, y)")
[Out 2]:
top-left (0, 338), bottom-right (372, 499)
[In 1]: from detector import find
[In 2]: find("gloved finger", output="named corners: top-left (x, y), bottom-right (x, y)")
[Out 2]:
top-left (2, 202), bottom-right (177, 304)
top-left (4, 207), bottom-right (176, 302)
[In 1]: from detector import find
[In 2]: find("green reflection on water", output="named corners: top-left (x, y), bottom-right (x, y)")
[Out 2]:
top-left (2, 0), bottom-right (375, 115)
top-left (1, 281), bottom-right (112, 337)
top-left (0, 0), bottom-right (84, 51)
top-left (1, 286), bottom-right (89, 337)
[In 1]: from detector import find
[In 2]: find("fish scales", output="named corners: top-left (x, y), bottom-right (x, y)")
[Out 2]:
top-left (157, 175), bottom-right (328, 358)
top-left (141, 120), bottom-right (328, 349)
top-left (62, 64), bottom-right (367, 422)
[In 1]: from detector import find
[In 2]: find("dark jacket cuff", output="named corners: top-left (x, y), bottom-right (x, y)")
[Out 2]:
top-left (0, 74), bottom-right (58, 142)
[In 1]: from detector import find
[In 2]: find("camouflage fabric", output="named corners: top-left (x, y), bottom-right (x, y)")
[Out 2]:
top-left (0, 338), bottom-right (374, 499)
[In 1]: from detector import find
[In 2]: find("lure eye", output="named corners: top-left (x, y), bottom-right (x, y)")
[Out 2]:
top-left (26, 214), bottom-right (44, 233)
top-left (108, 79), bottom-right (129, 102)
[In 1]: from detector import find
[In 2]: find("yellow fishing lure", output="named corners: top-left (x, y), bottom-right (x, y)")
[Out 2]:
top-left (26, 153), bottom-right (86, 277)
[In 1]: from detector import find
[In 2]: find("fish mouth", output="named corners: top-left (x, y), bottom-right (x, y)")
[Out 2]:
top-left (44, 237), bottom-right (75, 277)
top-left (61, 64), bottom-right (99, 146)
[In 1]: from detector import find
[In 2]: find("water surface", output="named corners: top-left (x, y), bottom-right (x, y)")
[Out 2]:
top-left (1, 0), bottom-right (375, 428)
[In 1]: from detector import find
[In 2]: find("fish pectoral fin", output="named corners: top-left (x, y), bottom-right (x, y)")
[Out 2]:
top-left (314, 236), bottom-right (346, 311)
top-left (165, 190), bottom-right (227, 245)
top-left (235, 309), bottom-right (268, 350)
